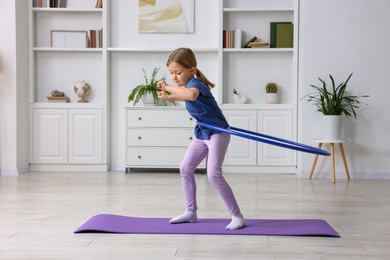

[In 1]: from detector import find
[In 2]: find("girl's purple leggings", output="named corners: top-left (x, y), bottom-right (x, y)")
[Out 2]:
top-left (179, 132), bottom-right (241, 216)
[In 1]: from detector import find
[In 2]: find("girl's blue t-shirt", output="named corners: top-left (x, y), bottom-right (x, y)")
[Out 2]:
top-left (185, 78), bottom-right (229, 140)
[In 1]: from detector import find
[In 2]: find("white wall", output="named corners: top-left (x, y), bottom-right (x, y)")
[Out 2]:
top-left (0, 0), bottom-right (18, 175)
top-left (297, 0), bottom-right (390, 179)
top-left (0, 0), bottom-right (29, 175)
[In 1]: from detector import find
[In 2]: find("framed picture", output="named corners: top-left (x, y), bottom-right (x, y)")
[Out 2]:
top-left (138, 0), bottom-right (195, 34)
top-left (50, 30), bottom-right (88, 48)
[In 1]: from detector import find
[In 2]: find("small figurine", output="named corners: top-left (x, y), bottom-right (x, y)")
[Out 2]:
top-left (74, 80), bottom-right (90, 103)
top-left (233, 89), bottom-right (248, 104)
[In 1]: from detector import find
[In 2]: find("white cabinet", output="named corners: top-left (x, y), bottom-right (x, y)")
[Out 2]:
top-left (223, 108), bottom-right (295, 172)
top-left (68, 109), bottom-right (103, 164)
top-left (223, 110), bottom-right (257, 165)
top-left (126, 107), bottom-right (206, 171)
top-left (33, 109), bottom-right (68, 164)
top-left (257, 110), bottom-right (293, 166)
top-left (31, 108), bottom-right (103, 169)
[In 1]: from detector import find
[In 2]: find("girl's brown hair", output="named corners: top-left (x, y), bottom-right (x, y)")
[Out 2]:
top-left (166, 48), bottom-right (215, 89)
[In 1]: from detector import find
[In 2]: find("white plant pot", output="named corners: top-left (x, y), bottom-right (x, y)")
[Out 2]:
top-left (322, 115), bottom-right (342, 140)
top-left (266, 93), bottom-right (278, 104)
top-left (142, 93), bottom-right (158, 106)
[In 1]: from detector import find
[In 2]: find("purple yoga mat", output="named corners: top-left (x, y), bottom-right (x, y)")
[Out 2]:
top-left (74, 214), bottom-right (340, 237)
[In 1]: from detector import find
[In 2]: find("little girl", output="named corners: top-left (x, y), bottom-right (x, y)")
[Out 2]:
top-left (157, 48), bottom-right (246, 230)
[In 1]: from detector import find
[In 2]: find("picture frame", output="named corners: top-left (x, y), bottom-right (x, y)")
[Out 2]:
top-left (50, 30), bottom-right (88, 48)
top-left (138, 0), bottom-right (195, 34)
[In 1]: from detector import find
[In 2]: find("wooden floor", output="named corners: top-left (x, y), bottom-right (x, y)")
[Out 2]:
top-left (0, 171), bottom-right (389, 259)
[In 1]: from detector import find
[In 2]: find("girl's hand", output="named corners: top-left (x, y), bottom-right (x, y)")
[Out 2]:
top-left (157, 80), bottom-right (167, 90)
top-left (158, 89), bottom-right (169, 100)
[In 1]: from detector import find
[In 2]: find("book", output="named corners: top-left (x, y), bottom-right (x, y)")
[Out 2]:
top-left (47, 96), bottom-right (70, 103)
top-left (276, 23), bottom-right (293, 48)
top-left (242, 36), bottom-right (257, 48)
top-left (247, 41), bottom-right (269, 46)
top-left (235, 29), bottom-right (242, 49)
top-left (57, 0), bottom-right (66, 8)
top-left (270, 22), bottom-right (292, 48)
top-left (95, 0), bottom-right (102, 8)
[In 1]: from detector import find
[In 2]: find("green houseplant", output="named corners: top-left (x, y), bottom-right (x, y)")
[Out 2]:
top-left (306, 73), bottom-right (368, 139)
top-left (306, 73), bottom-right (368, 119)
top-left (128, 68), bottom-right (174, 106)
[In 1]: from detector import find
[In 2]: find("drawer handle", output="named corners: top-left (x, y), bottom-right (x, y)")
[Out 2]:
top-left (189, 117), bottom-right (193, 121)
top-left (138, 155), bottom-right (142, 159)
top-left (189, 137), bottom-right (193, 140)
top-left (138, 117), bottom-right (142, 120)
top-left (138, 136), bottom-right (142, 140)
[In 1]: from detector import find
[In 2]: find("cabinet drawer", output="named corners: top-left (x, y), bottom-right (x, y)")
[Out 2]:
top-left (126, 147), bottom-right (187, 166)
top-left (127, 109), bottom-right (195, 127)
top-left (127, 128), bottom-right (194, 146)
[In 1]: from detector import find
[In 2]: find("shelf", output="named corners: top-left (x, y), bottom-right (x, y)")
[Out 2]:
top-left (33, 47), bottom-right (103, 52)
top-left (222, 103), bottom-right (294, 110)
top-left (32, 102), bottom-right (105, 109)
top-left (107, 48), bottom-right (218, 53)
top-left (224, 8), bottom-right (294, 13)
top-left (33, 8), bottom-right (103, 13)
top-left (223, 48), bottom-right (293, 53)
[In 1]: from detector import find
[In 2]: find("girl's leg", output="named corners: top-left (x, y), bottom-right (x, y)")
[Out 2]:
top-left (206, 133), bottom-right (246, 230)
top-left (170, 138), bottom-right (208, 224)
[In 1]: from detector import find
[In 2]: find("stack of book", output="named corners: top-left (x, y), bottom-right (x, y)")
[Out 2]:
top-left (95, 0), bottom-right (103, 8)
top-left (270, 22), bottom-right (294, 48)
top-left (47, 96), bottom-right (70, 103)
top-left (247, 41), bottom-right (269, 48)
top-left (223, 29), bottom-right (242, 48)
top-left (89, 28), bottom-right (103, 48)
top-left (34, 0), bottom-right (66, 7)
top-left (242, 36), bottom-right (269, 48)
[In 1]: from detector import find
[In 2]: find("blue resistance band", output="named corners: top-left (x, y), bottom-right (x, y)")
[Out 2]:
top-left (197, 121), bottom-right (330, 156)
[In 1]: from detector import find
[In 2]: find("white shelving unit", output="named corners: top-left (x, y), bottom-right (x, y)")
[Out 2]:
top-left (28, 0), bottom-right (108, 171)
top-left (28, 0), bottom-right (299, 173)
top-left (220, 0), bottom-right (299, 173)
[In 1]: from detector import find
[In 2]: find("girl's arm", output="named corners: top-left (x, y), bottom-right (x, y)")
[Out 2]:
top-left (157, 81), bottom-right (199, 101)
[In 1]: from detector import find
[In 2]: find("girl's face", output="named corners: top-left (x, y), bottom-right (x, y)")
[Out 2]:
top-left (168, 62), bottom-right (195, 87)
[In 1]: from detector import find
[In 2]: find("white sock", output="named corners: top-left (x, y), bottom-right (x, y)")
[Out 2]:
top-left (226, 213), bottom-right (246, 230)
top-left (169, 211), bottom-right (198, 224)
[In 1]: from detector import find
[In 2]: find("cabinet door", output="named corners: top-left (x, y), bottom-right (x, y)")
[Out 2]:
top-left (33, 109), bottom-right (68, 164)
top-left (257, 110), bottom-right (293, 165)
top-left (68, 109), bottom-right (102, 164)
top-left (223, 110), bottom-right (257, 165)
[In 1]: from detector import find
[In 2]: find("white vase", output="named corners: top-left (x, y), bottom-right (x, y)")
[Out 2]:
top-left (142, 93), bottom-right (157, 105)
top-left (233, 94), bottom-right (248, 104)
top-left (322, 115), bottom-right (342, 140)
top-left (266, 93), bottom-right (278, 104)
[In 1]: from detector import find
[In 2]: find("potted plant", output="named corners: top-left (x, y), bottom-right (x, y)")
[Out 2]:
top-left (265, 82), bottom-right (278, 104)
top-left (127, 68), bottom-right (174, 106)
top-left (306, 73), bottom-right (368, 139)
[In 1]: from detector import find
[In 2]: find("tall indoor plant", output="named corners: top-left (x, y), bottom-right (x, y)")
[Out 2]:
top-left (306, 73), bottom-right (368, 139)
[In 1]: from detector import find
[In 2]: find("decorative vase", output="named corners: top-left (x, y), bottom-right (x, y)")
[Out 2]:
top-left (233, 94), bottom-right (248, 104)
top-left (322, 115), bottom-right (342, 140)
top-left (266, 93), bottom-right (278, 104)
top-left (74, 80), bottom-right (90, 103)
